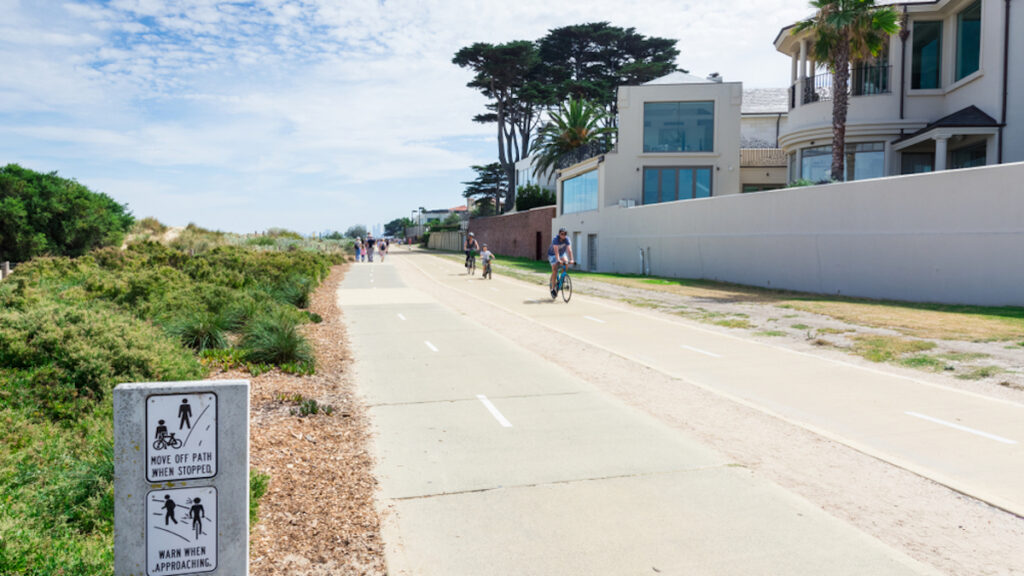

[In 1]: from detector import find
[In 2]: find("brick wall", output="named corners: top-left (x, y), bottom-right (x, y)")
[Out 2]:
top-left (467, 206), bottom-right (555, 260)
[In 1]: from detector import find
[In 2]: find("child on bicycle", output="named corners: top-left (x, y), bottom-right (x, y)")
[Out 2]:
top-left (548, 227), bottom-right (574, 297)
top-left (480, 244), bottom-right (495, 279)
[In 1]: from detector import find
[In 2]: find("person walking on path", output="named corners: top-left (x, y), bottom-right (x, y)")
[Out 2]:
top-left (161, 495), bottom-right (178, 526)
top-left (354, 237), bottom-right (363, 262)
top-left (366, 234), bottom-right (376, 262)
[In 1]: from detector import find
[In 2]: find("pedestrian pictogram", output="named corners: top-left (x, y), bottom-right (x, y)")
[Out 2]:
top-left (146, 393), bottom-right (217, 482)
top-left (147, 486), bottom-right (217, 575)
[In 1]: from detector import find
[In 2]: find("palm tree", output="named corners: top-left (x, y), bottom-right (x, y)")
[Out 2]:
top-left (531, 98), bottom-right (617, 180)
top-left (794, 0), bottom-right (900, 182)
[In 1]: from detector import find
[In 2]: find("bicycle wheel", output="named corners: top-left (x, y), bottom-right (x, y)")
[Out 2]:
top-left (152, 439), bottom-right (165, 450)
top-left (469, 257), bottom-right (475, 275)
top-left (170, 438), bottom-right (183, 449)
top-left (561, 273), bottom-right (572, 302)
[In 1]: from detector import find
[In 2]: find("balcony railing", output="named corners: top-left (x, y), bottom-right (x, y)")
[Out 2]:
top-left (555, 139), bottom-right (614, 170)
top-left (790, 64), bottom-right (892, 108)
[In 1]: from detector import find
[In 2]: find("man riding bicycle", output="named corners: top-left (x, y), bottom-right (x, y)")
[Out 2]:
top-left (548, 227), bottom-right (574, 298)
top-left (464, 232), bottom-right (480, 270)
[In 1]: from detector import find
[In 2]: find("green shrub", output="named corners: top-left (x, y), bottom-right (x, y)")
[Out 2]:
top-left (241, 311), bottom-right (314, 368)
top-left (167, 309), bottom-right (230, 352)
top-left (0, 164), bottom-right (134, 262)
top-left (249, 470), bottom-right (271, 526)
top-left (0, 301), bottom-right (204, 420)
top-left (515, 183), bottom-right (556, 211)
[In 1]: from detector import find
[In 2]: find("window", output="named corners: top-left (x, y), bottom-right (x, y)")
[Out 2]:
top-left (643, 101), bottom-right (715, 153)
top-left (951, 142), bottom-right (986, 169)
top-left (561, 170), bottom-right (598, 214)
top-left (845, 142), bottom-right (885, 181)
top-left (956, 1), bottom-right (981, 80)
top-left (800, 145), bottom-right (832, 182)
top-left (642, 167), bottom-right (713, 204)
top-left (801, 143), bottom-right (885, 182)
top-left (852, 46), bottom-right (890, 95)
top-left (912, 21), bottom-right (942, 89)
top-left (901, 152), bottom-right (934, 175)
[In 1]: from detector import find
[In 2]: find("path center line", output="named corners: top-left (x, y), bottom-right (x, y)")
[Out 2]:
top-left (397, 313), bottom-right (406, 321)
top-left (584, 315), bottom-right (606, 324)
top-left (424, 341), bottom-right (438, 353)
top-left (477, 394), bottom-right (512, 427)
top-left (680, 344), bottom-right (723, 358)
top-left (905, 411), bottom-right (1017, 445)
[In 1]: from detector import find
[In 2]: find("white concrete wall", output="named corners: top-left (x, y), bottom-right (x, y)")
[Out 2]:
top-left (741, 114), bottom-right (786, 148)
top-left (590, 162), bottom-right (1024, 306)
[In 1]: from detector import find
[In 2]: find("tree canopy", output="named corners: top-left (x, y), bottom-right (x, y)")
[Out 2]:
top-left (0, 164), bottom-right (134, 262)
top-left (531, 98), bottom-right (616, 180)
top-left (462, 163), bottom-right (507, 217)
top-left (453, 23), bottom-right (679, 211)
top-left (538, 22), bottom-right (680, 122)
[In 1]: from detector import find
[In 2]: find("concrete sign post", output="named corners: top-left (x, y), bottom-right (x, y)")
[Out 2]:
top-left (114, 380), bottom-right (249, 576)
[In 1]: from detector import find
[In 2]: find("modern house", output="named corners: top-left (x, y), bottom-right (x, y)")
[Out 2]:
top-left (775, 0), bottom-right (1022, 181)
top-left (549, 72), bottom-right (790, 271)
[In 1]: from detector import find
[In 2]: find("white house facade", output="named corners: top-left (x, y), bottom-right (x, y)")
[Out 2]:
top-left (776, 0), bottom-right (1022, 181)
top-left (549, 73), bottom-right (744, 272)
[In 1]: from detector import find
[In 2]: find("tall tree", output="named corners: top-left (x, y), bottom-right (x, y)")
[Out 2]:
top-left (453, 41), bottom-right (546, 210)
top-left (531, 98), bottom-right (616, 180)
top-left (462, 163), bottom-right (507, 217)
top-left (794, 0), bottom-right (900, 181)
top-left (538, 23), bottom-right (680, 124)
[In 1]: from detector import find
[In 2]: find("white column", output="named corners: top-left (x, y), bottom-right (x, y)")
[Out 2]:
top-left (791, 53), bottom-right (798, 84)
top-left (934, 136), bottom-right (949, 171)
top-left (799, 40), bottom-right (808, 79)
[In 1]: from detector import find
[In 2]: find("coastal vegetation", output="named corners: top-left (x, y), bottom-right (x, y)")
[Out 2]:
top-left (0, 198), bottom-right (347, 574)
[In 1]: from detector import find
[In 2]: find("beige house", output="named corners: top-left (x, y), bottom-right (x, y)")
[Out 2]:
top-left (776, 0), bottom-right (1022, 181)
top-left (549, 72), bottom-right (744, 271)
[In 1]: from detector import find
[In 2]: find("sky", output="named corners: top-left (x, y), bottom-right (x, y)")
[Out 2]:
top-left (0, 0), bottom-right (811, 235)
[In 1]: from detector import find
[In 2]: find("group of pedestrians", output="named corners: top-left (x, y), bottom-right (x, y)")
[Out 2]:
top-left (354, 235), bottom-right (390, 263)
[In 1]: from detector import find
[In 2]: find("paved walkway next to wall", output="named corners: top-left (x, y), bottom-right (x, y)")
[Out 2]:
top-left (336, 253), bottom-right (960, 576)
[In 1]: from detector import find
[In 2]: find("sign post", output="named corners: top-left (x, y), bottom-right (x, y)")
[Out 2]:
top-left (114, 380), bottom-right (249, 576)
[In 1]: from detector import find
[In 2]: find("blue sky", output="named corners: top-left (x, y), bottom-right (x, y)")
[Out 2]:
top-left (0, 0), bottom-right (809, 234)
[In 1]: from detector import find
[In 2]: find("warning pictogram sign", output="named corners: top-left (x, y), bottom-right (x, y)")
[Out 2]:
top-left (146, 393), bottom-right (217, 482)
top-left (147, 486), bottom-right (217, 575)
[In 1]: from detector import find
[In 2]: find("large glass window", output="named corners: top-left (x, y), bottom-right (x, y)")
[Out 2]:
top-left (562, 170), bottom-right (598, 214)
top-left (901, 152), bottom-right (934, 175)
top-left (643, 101), bottom-right (715, 153)
top-left (800, 145), bottom-right (832, 182)
top-left (912, 21), bottom-right (942, 89)
top-left (956, 1), bottom-right (981, 80)
top-left (801, 143), bottom-right (885, 182)
top-left (845, 142), bottom-right (886, 181)
top-left (951, 142), bottom-right (986, 169)
top-left (642, 167), bottom-right (713, 204)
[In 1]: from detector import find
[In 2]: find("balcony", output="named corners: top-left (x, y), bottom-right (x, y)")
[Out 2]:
top-left (788, 64), bottom-right (891, 109)
top-left (555, 140), bottom-right (614, 170)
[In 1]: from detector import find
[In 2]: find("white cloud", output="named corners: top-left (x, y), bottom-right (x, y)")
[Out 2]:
top-left (3, 0), bottom-right (811, 232)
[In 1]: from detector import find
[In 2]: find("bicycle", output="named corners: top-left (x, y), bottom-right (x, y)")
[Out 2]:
top-left (465, 250), bottom-right (477, 275)
top-left (153, 432), bottom-right (183, 450)
top-left (483, 260), bottom-right (492, 279)
top-left (551, 262), bottom-right (572, 302)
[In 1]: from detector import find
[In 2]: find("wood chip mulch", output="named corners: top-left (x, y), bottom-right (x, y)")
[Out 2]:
top-left (212, 263), bottom-right (387, 575)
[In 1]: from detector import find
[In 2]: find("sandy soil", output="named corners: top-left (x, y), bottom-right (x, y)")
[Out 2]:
top-left (402, 254), bottom-right (1024, 576)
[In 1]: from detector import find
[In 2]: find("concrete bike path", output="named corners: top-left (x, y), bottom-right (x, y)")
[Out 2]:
top-left (338, 257), bottom-right (937, 576)
top-left (393, 251), bottom-right (1024, 517)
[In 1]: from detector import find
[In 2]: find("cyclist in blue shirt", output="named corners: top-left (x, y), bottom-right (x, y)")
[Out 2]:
top-left (548, 227), bottom-right (574, 297)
